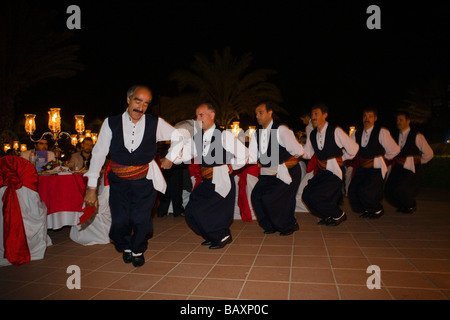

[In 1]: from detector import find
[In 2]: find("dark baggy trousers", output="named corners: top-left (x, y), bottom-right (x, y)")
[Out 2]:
top-left (302, 169), bottom-right (343, 219)
top-left (348, 167), bottom-right (384, 213)
top-left (251, 164), bottom-right (302, 232)
top-left (108, 171), bottom-right (157, 254)
top-left (385, 165), bottom-right (420, 209)
top-left (185, 174), bottom-right (236, 244)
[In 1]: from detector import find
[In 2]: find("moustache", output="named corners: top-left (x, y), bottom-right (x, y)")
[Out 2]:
top-left (133, 109), bottom-right (144, 114)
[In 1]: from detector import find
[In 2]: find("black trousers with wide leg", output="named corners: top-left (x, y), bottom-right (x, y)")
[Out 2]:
top-left (185, 174), bottom-right (236, 244)
top-left (348, 167), bottom-right (384, 214)
top-left (251, 164), bottom-right (302, 233)
top-left (108, 171), bottom-right (157, 254)
top-left (302, 169), bottom-right (344, 219)
top-left (385, 165), bottom-right (420, 209)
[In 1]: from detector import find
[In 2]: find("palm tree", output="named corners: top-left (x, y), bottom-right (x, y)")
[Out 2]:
top-left (401, 78), bottom-right (447, 125)
top-left (0, 1), bottom-right (83, 139)
top-left (158, 47), bottom-right (284, 127)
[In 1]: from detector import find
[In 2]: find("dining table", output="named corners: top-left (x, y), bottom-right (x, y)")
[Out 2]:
top-left (38, 172), bottom-right (87, 229)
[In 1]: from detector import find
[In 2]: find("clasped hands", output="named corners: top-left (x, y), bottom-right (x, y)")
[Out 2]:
top-left (160, 157), bottom-right (173, 169)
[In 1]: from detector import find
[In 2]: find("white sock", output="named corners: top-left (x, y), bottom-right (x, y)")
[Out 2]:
top-left (132, 252), bottom-right (142, 257)
top-left (334, 212), bottom-right (345, 220)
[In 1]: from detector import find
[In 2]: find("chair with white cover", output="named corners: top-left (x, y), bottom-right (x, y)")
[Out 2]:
top-left (70, 170), bottom-right (112, 246)
top-left (0, 156), bottom-right (51, 267)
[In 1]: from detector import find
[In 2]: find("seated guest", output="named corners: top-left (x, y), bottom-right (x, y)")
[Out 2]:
top-left (67, 137), bottom-right (94, 170)
top-left (21, 138), bottom-right (56, 172)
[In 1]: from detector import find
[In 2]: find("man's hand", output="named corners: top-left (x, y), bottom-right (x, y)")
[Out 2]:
top-left (84, 188), bottom-right (98, 207)
top-left (160, 157), bottom-right (173, 170)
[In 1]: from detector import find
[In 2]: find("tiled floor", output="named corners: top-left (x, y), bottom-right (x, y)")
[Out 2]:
top-left (1, 188), bottom-right (449, 300)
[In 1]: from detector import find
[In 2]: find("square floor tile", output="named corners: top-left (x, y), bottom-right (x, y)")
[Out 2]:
top-left (290, 283), bottom-right (339, 300)
top-left (192, 278), bottom-right (244, 299)
top-left (239, 281), bottom-right (290, 300)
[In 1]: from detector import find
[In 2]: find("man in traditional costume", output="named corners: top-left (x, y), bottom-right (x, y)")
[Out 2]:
top-left (385, 110), bottom-right (433, 213)
top-left (249, 101), bottom-right (304, 235)
top-left (302, 103), bottom-right (359, 226)
top-left (183, 103), bottom-right (248, 249)
top-left (84, 85), bottom-right (185, 267)
top-left (348, 107), bottom-right (400, 218)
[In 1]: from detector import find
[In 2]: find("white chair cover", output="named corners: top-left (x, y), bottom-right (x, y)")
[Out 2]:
top-left (69, 176), bottom-right (111, 246)
top-left (0, 186), bottom-right (52, 267)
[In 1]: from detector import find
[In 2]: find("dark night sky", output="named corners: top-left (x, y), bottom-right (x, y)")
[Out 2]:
top-left (12, 0), bottom-right (450, 136)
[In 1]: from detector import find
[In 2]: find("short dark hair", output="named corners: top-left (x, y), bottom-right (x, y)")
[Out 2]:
top-left (300, 111), bottom-right (310, 118)
top-left (396, 110), bottom-right (411, 120)
top-left (363, 107), bottom-right (378, 116)
top-left (82, 137), bottom-right (93, 144)
top-left (311, 103), bottom-right (328, 114)
top-left (256, 101), bottom-right (275, 112)
top-left (198, 102), bottom-right (216, 113)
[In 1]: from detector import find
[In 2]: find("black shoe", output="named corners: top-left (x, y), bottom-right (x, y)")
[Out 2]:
top-left (201, 240), bottom-right (212, 246)
top-left (401, 206), bottom-right (417, 214)
top-left (318, 217), bottom-right (332, 225)
top-left (174, 212), bottom-right (186, 217)
top-left (280, 222), bottom-right (299, 236)
top-left (209, 235), bottom-right (232, 250)
top-left (359, 210), bottom-right (371, 218)
top-left (122, 251), bottom-right (133, 264)
top-left (326, 212), bottom-right (347, 226)
top-left (369, 209), bottom-right (384, 219)
top-left (264, 229), bottom-right (276, 234)
top-left (131, 254), bottom-right (145, 267)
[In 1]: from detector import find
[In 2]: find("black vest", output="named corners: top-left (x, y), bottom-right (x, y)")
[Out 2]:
top-left (395, 129), bottom-right (421, 157)
top-left (355, 125), bottom-right (385, 158)
top-left (109, 114), bottom-right (158, 166)
top-left (310, 124), bottom-right (343, 161)
top-left (256, 121), bottom-right (292, 167)
top-left (194, 126), bottom-right (232, 168)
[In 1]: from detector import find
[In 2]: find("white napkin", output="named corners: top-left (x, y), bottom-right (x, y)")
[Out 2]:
top-left (373, 156), bottom-right (388, 179)
top-left (146, 160), bottom-right (167, 194)
top-left (276, 163), bottom-right (292, 185)
top-left (326, 158), bottom-right (343, 180)
top-left (212, 165), bottom-right (231, 198)
top-left (403, 156), bottom-right (416, 173)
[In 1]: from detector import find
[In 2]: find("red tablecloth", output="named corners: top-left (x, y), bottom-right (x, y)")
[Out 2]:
top-left (38, 174), bottom-right (87, 216)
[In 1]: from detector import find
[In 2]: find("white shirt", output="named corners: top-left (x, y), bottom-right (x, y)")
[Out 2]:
top-left (398, 128), bottom-right (434, 172)
top-left (353, 126), bottom-right (400, 160)
top-left (21, 149), bottom-right (56, 163)
top-left (180, 124), bottom-right (248, 197)
top-left (350, 125), bottom-right (400, 178)
top-left (185, 124), bottom-right (248, 170)
top-left (306, 119), bottom-right (314, 137)
top-left (303, 122), bottom-right (359, 179)
top-left (248, 120), bottom-right (304, 176)
top-left (85, 111), bottom-right (185, 188)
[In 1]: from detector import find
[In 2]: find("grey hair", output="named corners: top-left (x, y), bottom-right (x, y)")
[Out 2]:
top-left (127, 85), bottom-right (152, 99)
